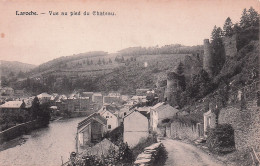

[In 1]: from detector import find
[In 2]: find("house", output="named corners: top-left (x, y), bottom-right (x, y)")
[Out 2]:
top-left (77, 113), bottom-right (107, 152)
top-left (81, 138), bottom-right (119, 158)
top-left (123, 111), bottom-right (149, 147)
top-left (118, 107), bottom-right (131, 123)
top-left (37, 92), bottom-right (52, 104)
top-left (121, 95), bottom-right (130, 101)
top-left (55, 95), bottom-right (67, 113)
top-left (98, 106), bottom-right (119, 131)
top-left (0, 100), bottom-right (31, 119)
top-left (92, 93), bottom-right (103, 103)
top-left (203, 110), bottom-right (217, 136)
top-left (103, 96), bottom-right (121, 105)
top-left (50, 93), bottom-right (59, 106)
top-left (150, 102), bottom-right (179, 131)
top-left (82, 92), bottom-right (94, 102)
top-left (67, 95), bottom-right (90, 112)
top-left (131, 96), bottom-right (147, 103)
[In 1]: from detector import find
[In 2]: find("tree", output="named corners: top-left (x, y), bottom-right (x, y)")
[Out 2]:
top-left (248, 7), bottom-right (259, 27)
top-left (240, 8), bottom-right (250, 29)
top-left (211, 26), bottom-right (225, 76)
top-left (223, 17), bottom-right (233, 37)
top-left (31, 97), bottom-right (40, 119)
top-left (1, 76), bottom-right (9, 87)
top-left (98, 58), bottom-right (102, 65)
top-left (8, 72), bottom-right (15, 77)
top-left (17, 71), bottom-right (25, 78)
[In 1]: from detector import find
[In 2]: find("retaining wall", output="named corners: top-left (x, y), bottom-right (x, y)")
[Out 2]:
top-left (219, 106), bottom-right (260, 150)
top-left (0, 120), bottom-right (46, 144)
top-left (164, 122), bottom-right (203, 140)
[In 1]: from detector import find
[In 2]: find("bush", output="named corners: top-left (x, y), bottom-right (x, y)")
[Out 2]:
top-left (152, 144), bottom-right (168, 166)
top-left (132, 134), bottom-right (158, 159)
top-left (206, 124), bottom-right (235, 154)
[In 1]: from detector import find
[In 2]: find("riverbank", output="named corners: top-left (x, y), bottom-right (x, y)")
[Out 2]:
top-left (0, 135), bottom-right (28, 152)
top-left (0, 119), bottom-right (49, 144)
top-left (0, 117), bottom-right (85, 166)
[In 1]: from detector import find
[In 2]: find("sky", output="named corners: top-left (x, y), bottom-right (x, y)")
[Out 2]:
top-left (0, 0), bottom-right (259, 65)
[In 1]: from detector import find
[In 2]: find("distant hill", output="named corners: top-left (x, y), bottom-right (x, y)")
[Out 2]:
top-left (0, 60), bottom-right (36, 77)
top-left (6, 44), bottom-right (203, 94)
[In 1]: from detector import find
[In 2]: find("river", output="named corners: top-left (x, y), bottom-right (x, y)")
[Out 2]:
top-left (0, 117), bottom-right (86, 166)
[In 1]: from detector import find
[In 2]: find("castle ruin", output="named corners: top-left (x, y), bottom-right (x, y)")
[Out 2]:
top-left (203, 36), bottom-right (238, 76)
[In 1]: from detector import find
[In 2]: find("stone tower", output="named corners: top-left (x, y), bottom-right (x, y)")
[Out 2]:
top-left (203, 39), bottom-right (213, 77)
top-left (165, 72), bottom-right (179, 105)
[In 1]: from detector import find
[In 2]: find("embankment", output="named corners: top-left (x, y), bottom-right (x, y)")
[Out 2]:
top-left (0, 119), bottom-right (48, 144)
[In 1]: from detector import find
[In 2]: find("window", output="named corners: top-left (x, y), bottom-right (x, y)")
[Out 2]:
top-left (106, 116), bottom-right (109, 118)
top-left (108, 125), bottom-right (111, 129)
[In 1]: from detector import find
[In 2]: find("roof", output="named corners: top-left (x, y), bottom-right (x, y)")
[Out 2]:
top-left (151, 102), bottom-right (165, 109)
top-left (83, 92), bottom-right (94, 95)
top-left (78, 113), bottom-right (107, 129)
top-left (56, 95), bottom-right (67, 102)
top-left (204, 110), bottom-right (215, 116)
top-left (123, 110), bottom-right (147, 119)
top-left (37, 92), bottom-right (52, 98)
top-left (93, 93), bottom-right (102, 96)
top-left (0, 101), bottom-right (23, 108)
top-left (152, 103), bottom-right (179, 115)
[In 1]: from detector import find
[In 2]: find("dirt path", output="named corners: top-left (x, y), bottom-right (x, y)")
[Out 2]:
top-left (160, 138), bottom-right (225, 166)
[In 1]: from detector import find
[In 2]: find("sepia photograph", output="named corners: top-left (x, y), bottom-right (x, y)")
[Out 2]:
top-left (0, 0), bottom-right (259, 165)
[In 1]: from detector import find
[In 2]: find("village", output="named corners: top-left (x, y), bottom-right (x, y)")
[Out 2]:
top-left (0, 3), bottom-right (260, 166)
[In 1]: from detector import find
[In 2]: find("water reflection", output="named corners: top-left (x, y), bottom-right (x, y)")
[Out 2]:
top-left (0, 117), bottom-right (85, 166)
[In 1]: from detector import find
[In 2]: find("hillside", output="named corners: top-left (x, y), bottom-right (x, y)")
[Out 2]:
top-left (0, 60), bottom-right (36, 77)
top-left (4, 43), bottom-right (203, 94)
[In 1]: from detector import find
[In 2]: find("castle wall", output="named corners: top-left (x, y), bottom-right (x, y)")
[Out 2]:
top-left (203, 39), bottom-right (213, 76)
top-left (222, 35), bottom-right (237, 57)
top-left (165, 73), bottom-right (178, 103)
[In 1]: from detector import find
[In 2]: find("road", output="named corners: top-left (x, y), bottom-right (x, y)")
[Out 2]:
top-left (160, 138), bottom-right (225, 166)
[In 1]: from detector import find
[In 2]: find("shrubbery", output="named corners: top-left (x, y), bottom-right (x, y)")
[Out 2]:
top-left (206, 124), bottom-right (235, 154)
top-left (67, 141), bottom-right (134, 166)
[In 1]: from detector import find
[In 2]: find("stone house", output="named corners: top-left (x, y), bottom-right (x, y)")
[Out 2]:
top-left (150, 102), bottom-right (179, 131)
top-left (123, 111), bottom-right (149, 147)
top-left (82, 92), bottom-right (94, 102)
top-left (0, 100), bottom-right (31, 121)
top-left (92, 93), bottom-right (103, 103)
top-left (77, 113), bottom-right (107, 152)
top-left (67, 97), bottom-right (90, 112)
top-left (37, 92), bottom-right (52, 104)
top-left (98, 107), bottom-right (119, 131)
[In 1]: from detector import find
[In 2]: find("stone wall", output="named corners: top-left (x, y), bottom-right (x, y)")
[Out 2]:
top-left (219, 106), bottom-right (260, 150)
top-left (203, 39), bottom-right (213, 76)
top-left (0, 120), bottom-right (44, 144)
top-left (223, 35), bottom-right (237, 57)
top-left (165, 122), bottom-right (203, 140)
